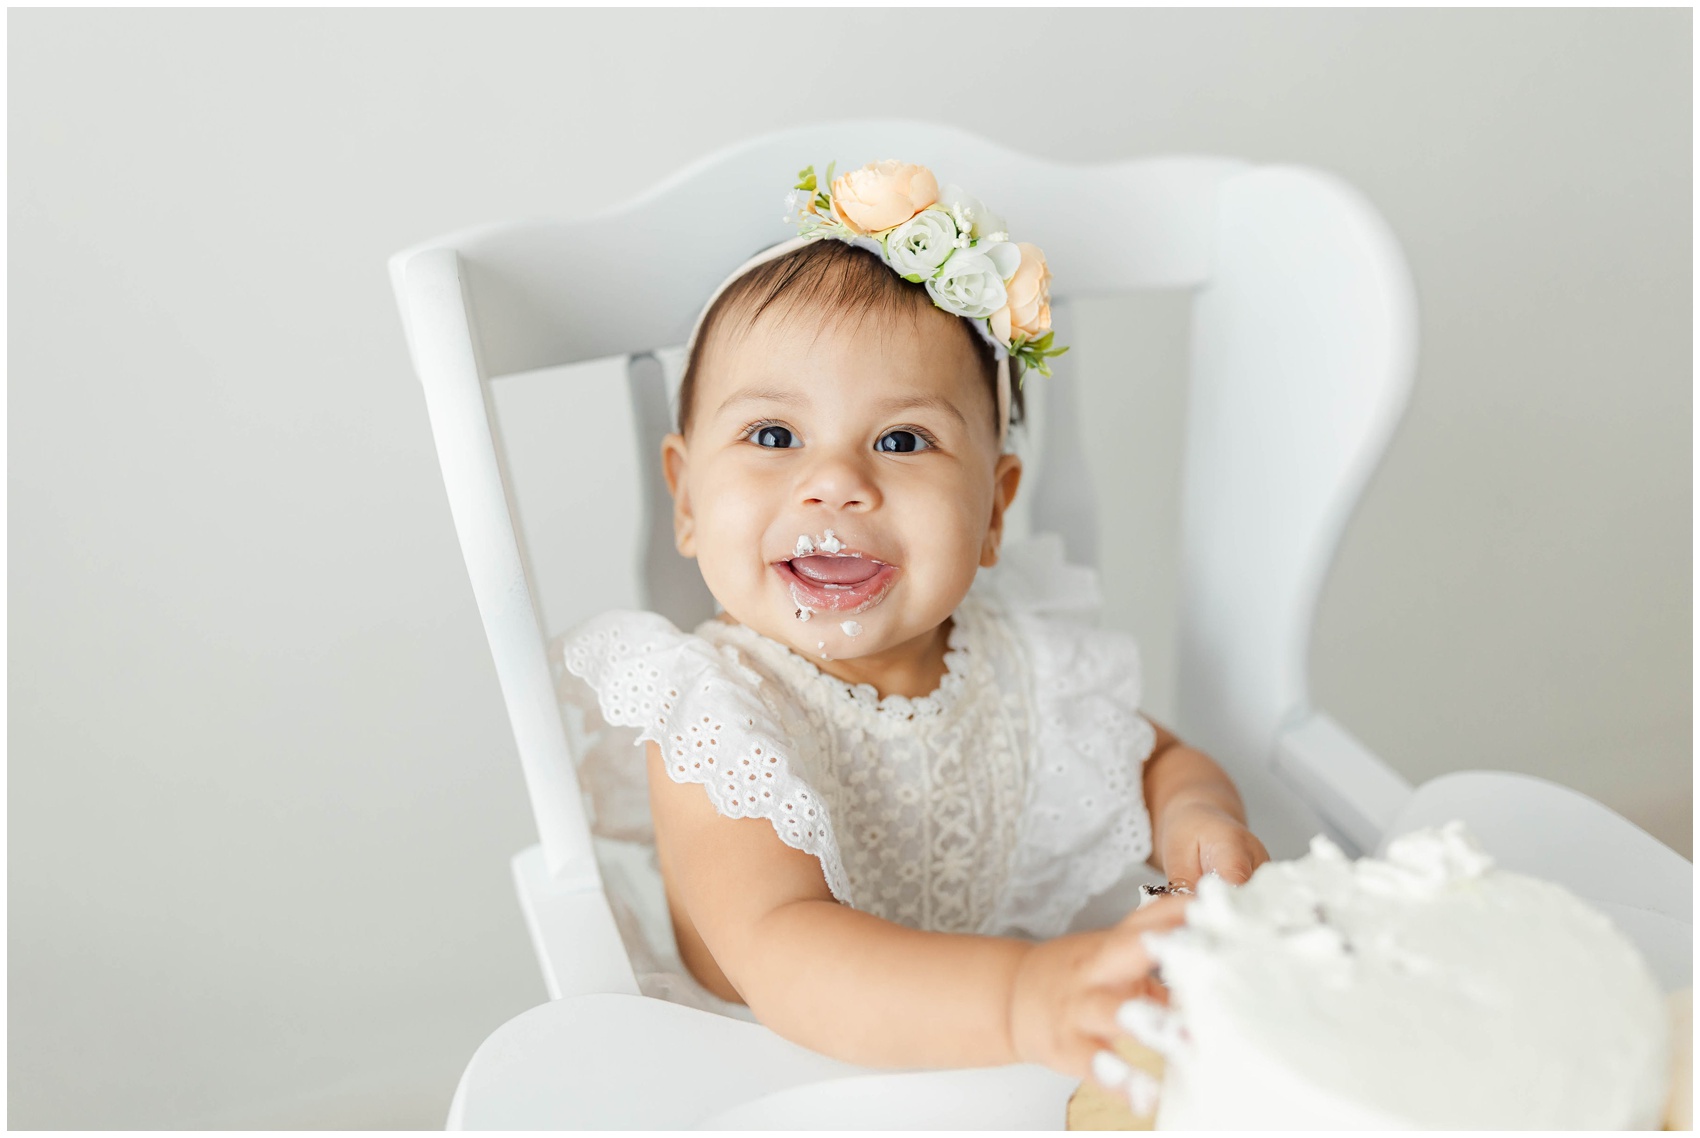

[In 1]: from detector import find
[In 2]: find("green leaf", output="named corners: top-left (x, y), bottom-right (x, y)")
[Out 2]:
top-left (903, 273), bottom-right (923, 284)
top-left (823, 160), bottom-right (837, 188)
top-left (795, 165), bottom-right (817, 192)
top-left (1031, 331), bottom-right (1055, 351)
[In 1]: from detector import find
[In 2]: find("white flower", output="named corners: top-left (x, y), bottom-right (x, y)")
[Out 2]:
top-left (783, 189), bottom-right (801, 221)
top-left (937, 183), bottom-right (1009, 241)
top-left (882, 209), bottom-right (959, 281)
top-left (925, 247), bottom-right (1008, 319)
top-left (978, 238), bottom-right (1022, 281)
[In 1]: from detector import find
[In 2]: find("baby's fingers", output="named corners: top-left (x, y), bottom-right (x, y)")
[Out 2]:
top-left (1045, 1013), bottom-right (1114, 1083)
top-left (1201, 830), bottom-right (1271, 885)
top-left (1162, 843), bottom-right (1204, 891)
top-left (1089, 902), bottom-right (1186, 986)
top-left (1074, 984), bottom-right (1139, 1042)
top-left (1074, 988), bottom-right (1163, 1100)
top-left (1113, 891), bottom-right (1189, 932)
top-left (1201, 848), bottom-right (1254, 885)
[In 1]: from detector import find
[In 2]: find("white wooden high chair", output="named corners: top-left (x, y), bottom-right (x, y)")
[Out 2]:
top-left (389, 121), bottom-right (1692, 1129)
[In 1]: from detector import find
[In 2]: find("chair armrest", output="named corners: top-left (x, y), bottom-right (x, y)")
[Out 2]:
top-left (511, 844), bottom-right (640, 1001)
top-left (1273, 712), bottom-right (1413, 855)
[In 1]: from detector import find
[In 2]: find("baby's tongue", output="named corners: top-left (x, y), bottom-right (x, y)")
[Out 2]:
top-left (791, 555), bottom-right (879, 585)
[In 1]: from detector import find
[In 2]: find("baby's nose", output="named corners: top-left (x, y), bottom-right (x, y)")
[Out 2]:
top-left (798, 449), bottom-right (881, 512)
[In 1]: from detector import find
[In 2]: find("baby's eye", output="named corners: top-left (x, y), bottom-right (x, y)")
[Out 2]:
top-left (876, 429), bottom-right (932, 454)
top-left (747, 424), bottom-right (799, 449)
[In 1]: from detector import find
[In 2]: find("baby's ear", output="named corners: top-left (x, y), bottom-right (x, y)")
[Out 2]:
top-left (979, 453), bottom-right (1024, 568)
top-left (660, 434), bottom-right (696, 558)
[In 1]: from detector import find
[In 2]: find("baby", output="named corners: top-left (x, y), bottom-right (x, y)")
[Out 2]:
top-left (563, 159), bottom-right (1269, 1086)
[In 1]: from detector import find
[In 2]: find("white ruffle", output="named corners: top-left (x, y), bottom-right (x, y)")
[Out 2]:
top-left (560, 612), bottom-right (852, 903)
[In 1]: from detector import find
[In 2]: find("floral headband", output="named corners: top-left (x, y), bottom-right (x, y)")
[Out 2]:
top-left (685, 159), bottom-right (1066, 450)
top-left (785, 159), bottom-right (1067, 380)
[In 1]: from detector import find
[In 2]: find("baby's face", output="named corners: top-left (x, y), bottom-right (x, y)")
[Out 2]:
top-left (663, 306), bottom-right (1021, 674)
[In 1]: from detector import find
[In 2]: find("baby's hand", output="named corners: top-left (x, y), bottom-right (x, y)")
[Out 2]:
top-left (1007, 896), bottom-right (1188, 1081)
top-left (1159, 800), bottom-right (1270, 887)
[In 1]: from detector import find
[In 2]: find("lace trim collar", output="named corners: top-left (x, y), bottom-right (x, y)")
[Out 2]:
top-left (697, 600), bottom-right (981, 723)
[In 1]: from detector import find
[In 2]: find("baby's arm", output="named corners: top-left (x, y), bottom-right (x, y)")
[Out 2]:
top-left (1141, 717), bottom-right (1270, 885)
top-left (646, 740), bottom-right (1185, 1078)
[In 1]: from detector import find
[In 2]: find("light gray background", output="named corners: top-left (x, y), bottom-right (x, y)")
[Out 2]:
top-left (10, 8), bottom-right (1691, 1130)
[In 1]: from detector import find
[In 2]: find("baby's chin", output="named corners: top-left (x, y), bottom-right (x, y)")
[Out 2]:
top-left (721, 604), bottom-right (888, 664)
top-left (702, 561), bottom-right (973, 665)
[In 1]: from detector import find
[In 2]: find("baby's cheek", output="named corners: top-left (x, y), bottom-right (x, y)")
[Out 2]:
top-left (689, 474), bottom-right (769, 593)
top-left (906, 501), bottom-right (990, 600)
top-left (938, 484), bottom-right (998, 554)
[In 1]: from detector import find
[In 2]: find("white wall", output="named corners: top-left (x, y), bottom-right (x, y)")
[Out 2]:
top-left (9, 8), bottom-right (1689, 1129)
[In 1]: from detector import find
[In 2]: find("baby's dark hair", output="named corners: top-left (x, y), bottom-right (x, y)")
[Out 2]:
top-left (676, 239), bottom-right (1025, 436)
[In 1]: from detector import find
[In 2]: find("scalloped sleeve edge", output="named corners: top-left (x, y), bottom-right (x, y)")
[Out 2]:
top-left (559, 611), bottom-right (852, 905)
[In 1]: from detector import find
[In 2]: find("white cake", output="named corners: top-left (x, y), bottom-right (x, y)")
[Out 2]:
top-left (1128, 823), bottom-right (1670, 1129)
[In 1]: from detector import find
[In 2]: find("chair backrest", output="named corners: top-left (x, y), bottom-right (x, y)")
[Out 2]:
top-left (389, 119), bottom-right (1417, 877)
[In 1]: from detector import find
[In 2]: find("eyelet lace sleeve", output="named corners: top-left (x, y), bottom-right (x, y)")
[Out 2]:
top-left (559, 611), bottom-right (851, 904)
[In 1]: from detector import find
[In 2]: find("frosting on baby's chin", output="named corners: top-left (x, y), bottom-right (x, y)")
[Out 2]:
top-left (1133, 823), bottom-right (1670, 1130)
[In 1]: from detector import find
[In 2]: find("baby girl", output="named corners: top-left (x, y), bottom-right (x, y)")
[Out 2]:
top-left (563, 159), bottom-right (1270, 1086)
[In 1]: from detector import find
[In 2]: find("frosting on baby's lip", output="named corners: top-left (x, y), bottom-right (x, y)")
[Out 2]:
top-left (772, 540), bottom-right (893, 568)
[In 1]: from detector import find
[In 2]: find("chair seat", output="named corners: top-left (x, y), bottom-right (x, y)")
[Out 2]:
top-left (446, 992), bottom-right (1074, 1130)
top-left (695, 1064), bottom-right (1077, 1130)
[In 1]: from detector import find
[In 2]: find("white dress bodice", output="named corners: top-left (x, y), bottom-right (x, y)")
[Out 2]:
top-left (557, 537), bottom-right (1158, 942)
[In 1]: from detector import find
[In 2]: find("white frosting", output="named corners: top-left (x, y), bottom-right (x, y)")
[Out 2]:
top-left (1141, 823), bottom-right (1670, 1129)
top-left (840, 620), bottom-right (862, 637)
top-left (817, 529), bottom-right (844, 554)
top-left (788, 584), bottom-right (816, 622)
top-left (794, 534), bottom-right (815, 557)
top-left (1093, 1050), bottom-right (1160, 1115)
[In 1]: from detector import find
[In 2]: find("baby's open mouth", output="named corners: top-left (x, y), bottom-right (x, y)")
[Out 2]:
top-left (775, 552), bottom-right (899, 613)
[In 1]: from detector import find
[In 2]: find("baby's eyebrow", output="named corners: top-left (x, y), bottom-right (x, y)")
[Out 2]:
top-left (871, 393), bottom-right (967, 428)
top-left (716, 387), bottom-right (806, 416)
top-left (715, 387), bottom-right (968, 428)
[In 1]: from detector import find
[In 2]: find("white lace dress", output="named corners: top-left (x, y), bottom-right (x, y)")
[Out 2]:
top-left (555, 537), bottom-right (1158, 1012)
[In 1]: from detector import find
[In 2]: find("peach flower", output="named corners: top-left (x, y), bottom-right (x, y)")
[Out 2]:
top-left (829, 160), bottom-right (939, 234)
top-left (995, 242), bottom-right (1052, 342)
